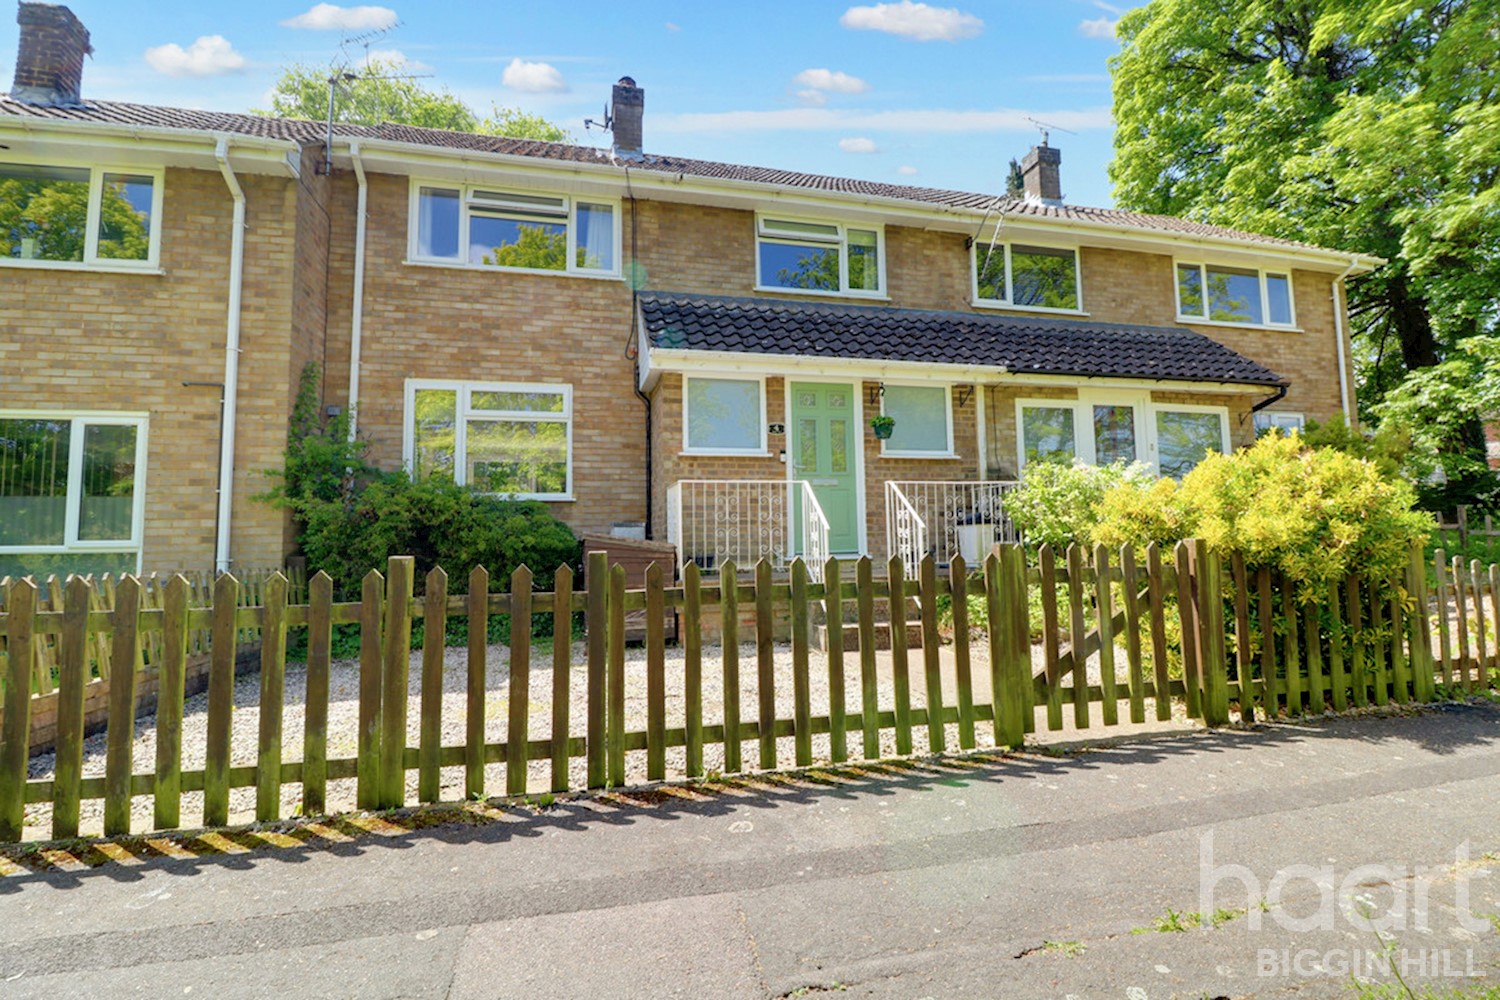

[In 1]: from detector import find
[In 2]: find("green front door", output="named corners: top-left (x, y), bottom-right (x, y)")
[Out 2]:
top-left (789, 382), bottom-right (860, 554)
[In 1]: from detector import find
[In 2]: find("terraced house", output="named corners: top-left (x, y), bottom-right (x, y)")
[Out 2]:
top-left (1, 3), bottom-right (1381, 582)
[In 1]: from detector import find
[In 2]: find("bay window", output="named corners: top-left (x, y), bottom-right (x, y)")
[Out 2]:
top-left (405, 381), bottom-right (572, 500)
top-left (973, 242), bottom-right (1080, 311)
top-left (0, 413), bottom-right (147, 579)
top-left (411, 182), bottom-right (618, 275)
top-left (1, 161), bottom-right (161, 268)
top-left (756, 216), bottom-right (884, 296)
top-left (1176, 262), bottom-right (1294, 327)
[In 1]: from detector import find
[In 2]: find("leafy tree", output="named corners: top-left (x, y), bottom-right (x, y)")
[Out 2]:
top-left (256, 59), bottom-right (570, 141)
top-left (0, 173), bottom-right (147, 262)
top-left (1109, 0), bottom-right (1498, 486)
top-left (480, 224), bottom-right (569, 271)
top-left (1005, 157), bottom-right (1024, 198)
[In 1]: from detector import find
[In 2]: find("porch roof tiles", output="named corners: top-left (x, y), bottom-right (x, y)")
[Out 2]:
top-left (641, 292), bottom-right (1288, 388)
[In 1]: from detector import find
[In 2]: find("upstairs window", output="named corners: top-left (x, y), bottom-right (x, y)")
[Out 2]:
top-left (973, 243), bottom-right (1080, 311)
top-left (1, 162), bottom-right (160, 268)
top-left (1177, 262), bottom-right (1294, 327)
top-left (412, 183), bottom-right (618, 275)
top-left (756, 216), bottom-right (883, 296)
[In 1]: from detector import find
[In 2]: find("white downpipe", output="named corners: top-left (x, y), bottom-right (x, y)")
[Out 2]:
top-left (1332, 256), bottom-right (1359, 425)
top-left (214, 138), bottom-right (246, 574)
top-left (974, 385), bottom-right (988, 477)
top-left (347, 142), bottom-right (369, 438)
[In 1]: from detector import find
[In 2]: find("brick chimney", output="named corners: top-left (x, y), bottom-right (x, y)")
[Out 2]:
top-left (1020, 142), bottom-right (1062, 203)
top-left (611, 77), bottom-right (644, 159)
top-left (10, 2), bottom-right (92, 106)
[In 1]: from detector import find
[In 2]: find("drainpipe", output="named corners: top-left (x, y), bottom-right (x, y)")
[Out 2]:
top-left (1331, 256), bottom-right (1359, 425)
top-left (974, 385), bottom-right (988, 478)
top-left (347, 141), bottom-right (369, 439)
top-left (214, 138), bottom-right (246, 574)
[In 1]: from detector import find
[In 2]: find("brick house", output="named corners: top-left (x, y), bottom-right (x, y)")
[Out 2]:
top-left (1, 4), bottom-right (1380, 580)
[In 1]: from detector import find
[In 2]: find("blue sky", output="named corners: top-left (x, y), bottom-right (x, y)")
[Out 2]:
top-left (1, 1), bottom-right (1139, 207)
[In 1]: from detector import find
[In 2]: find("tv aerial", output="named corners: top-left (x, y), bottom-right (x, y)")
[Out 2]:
top-left (1024, 116), bottom-right (1077, 147)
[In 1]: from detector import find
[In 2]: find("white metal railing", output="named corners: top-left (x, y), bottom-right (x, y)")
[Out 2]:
top-left (667, 479), bottom-right (828, 580)
top-left (884, 480), bottom-right (1022, 566)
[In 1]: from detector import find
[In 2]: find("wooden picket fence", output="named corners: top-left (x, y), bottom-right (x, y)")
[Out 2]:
top-left (0, 539), bottom-right (1476, 845)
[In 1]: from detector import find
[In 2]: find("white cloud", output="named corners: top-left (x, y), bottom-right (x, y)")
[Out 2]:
top-left (657, 106), bottom-right (1113, 134)
top-left (501, 58), bottom-right (569, 94)
top-left (793, 68), bottom-right (869, 95)
top-left (839, 1), bottom-right (982, 42)
top-left (1078, 16), bottom-right (1118, 39)
top-left (144, 35), bottom-right (247, 78)
top-left (897, 165), bottom-right (919, 176)
top-left (280, 4), bottom-right (399, 31)
top-left (796, 89), bottom-right (829, 106)
top-left (362, 47), bottom-right (430, 72)
top-left (665, 21), bottom-right (681, 32)
top-left (839, 136), bottom-right (879, 153)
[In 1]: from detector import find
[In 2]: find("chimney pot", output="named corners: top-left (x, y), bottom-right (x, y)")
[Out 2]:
top-left (11, 2), bottom-right (92, 106)
top-left (611, 77), bottom-right (644, 160)
top-left (1020, 143), bottom-right (1063, 204)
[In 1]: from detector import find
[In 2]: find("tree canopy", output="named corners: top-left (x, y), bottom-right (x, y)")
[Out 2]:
top-left (256, 59), bottom-right (570, 142)
top-left (1109, 0), bottom-right (1499, 492)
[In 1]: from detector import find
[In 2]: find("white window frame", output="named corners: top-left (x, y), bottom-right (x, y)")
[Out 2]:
top-left (402, 379), bottom-right (574, 501)
top-left (970, 241), bottom-right (1084, 315)
top-left (879, 382), bottom-right (956, 458)
top-left (406, 178), bottom-right (622, 278)
top-left (681, 375), bottom-right (769, 456)
top-left (1173, 260), bottom-right (1297, 330)
top-left (0, 411), bottom-right (149, 567)
top-left (1253, 410), bottom-right (1306, 436)
top-left (0, 155), bottom-right (164, 272)
top-left (1015, 394), bottom-right (1230, 477)
top-left (754, 213), bottom-right (887, 299)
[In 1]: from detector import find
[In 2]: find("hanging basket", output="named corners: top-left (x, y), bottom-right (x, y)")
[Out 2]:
top-left (871, 416), bottom-right (896, 440)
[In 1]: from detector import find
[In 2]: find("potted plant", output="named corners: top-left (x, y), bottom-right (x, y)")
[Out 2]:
top-left (870, 415), bottom-right (896, 440)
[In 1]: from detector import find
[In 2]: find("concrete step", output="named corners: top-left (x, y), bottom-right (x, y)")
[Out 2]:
top-left (813, 619), bottom-right (924, 652)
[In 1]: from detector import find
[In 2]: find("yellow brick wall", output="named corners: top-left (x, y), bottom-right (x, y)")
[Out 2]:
top-left (345, 171), bottom-right (647, 539)
top-left (1, 165), bottom-right (302, 576)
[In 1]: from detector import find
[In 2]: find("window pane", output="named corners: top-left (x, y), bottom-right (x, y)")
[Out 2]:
top-left (412, 389), bottom-right (458, 482)
top-left (471, 215), bottom-right (567, 269)
top-left (884, 385), bottom-right (948, 453)
top-left (1177, 264), bottom-right (1204, 316)
top-left (417, 187), bottom-right (460, 259)
top-left (1157, 410), bottom-right (1224, 478)
top-left (77, 424), bottom-right (137, 541)
top-left (0, 417), bottom-right (70, 545)
top-left (1266, 273), bottom-right (1292, 325)
top-left (96, 173), bottom-right (153, 261)
top-left (1021, 406), bottom-right (1075, 464)
top-left (1206, 266), bottom-right (1263, 324)
top-left (471, 390), bottom-right (565, 414)
top-left (575, 202), bottom-right (615, 271)
top-left (467, 420), bottom-right (568, 495)
top-left (686, 378), bottom-right (761, 450)
top-left (1094, 405), bottom-right (1137, 465)
top-left (0, 163), bottom-right (90, 262)
top-left (0, 551), bottom-right (135, 582)
top-left (848, 229), bottom-right (880, 291)
top-left (830, 419), bottom-right (848, 472)
top-left (1253, 411), bottom-right (1304, 437)
top-left (1011, 245), bottom-right (1077, 309)
top-left (759, 241), bottom-right (839, 291)
top-left (798, 418), bottom-right (818, 470)
top-left (974, 243), bottom-right (1005, 300)
top-left (762, 219), bottom-right (839, 239)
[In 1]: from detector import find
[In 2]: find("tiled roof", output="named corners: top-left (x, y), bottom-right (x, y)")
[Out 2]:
top-left (641, 292), bottom-right (1288, 388)
top-left (0, 96), bottom-right (1335, 253)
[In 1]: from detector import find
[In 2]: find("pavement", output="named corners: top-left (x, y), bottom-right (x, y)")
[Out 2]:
top-left (1, 703), bottom-right (1499, 999)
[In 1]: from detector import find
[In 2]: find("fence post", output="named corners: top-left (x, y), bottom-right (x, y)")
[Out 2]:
top-left (720, 560), bottom-right (742, 773)
top-left (608, 564), bottom-right (627, 786)
top-left (0, 579), bottom-right (36, 843)
top-left (256, 573), bottom-right (289, 822)
top-left (1175, 541), bottom-right (1202, 720)
top-left (103, 575), bottom-right (142, 836)
top-left (755, 559), bottom-right (778, 769)
top-left (995, 544), bottom-right (1027, 749)
top-left (1407, 543), bottom-right (1435, 702)
top-left (508, 564), bottom-right (533, 796)
top-left (467, 566), bottom-right (489, 800)
top-left (356, 568), bottom-right (384, 811)
top-left (586, 552), bottom-right (608, 788)
top-left (304, 571), bottom-right (334, 815)
top-left (380, 558), bottom-right (414, 808)
top-left (419, 567), bottom-right (447, 804)
top-left (1194, 540), bottom-right (1230, 727)
top-left (202, 573), bottom-right (237, 829)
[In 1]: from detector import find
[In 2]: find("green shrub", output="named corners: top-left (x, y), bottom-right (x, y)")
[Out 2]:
top-left (297, 474), bottom-right (581, 598)
top-left (1004, 461), bottom-right (1153, 552)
